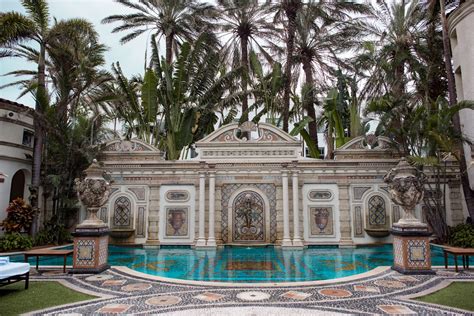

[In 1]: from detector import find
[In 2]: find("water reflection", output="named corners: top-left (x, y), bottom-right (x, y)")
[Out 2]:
top-left (11, 244), bottom-right (452, 283)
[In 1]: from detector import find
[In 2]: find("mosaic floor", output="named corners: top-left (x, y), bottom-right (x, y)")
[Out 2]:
top-left (27, 267), bottom-right (474, 315)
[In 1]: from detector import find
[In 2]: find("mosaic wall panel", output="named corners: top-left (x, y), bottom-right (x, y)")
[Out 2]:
top-left (98, 236), bottom-right (108, 266)
top-left (165, 207), bottom-right (189, 237)
top-left (232, 191), bottom-right (265, 242)
top-left (353, 187), bottom-right (371, 200)
top-left (368, 195), bottom-right (386, 226)
top-left (221, 183), bottom-right (276, 243)
top-left (308, 190), bottom-right (332, 201)
top-left (354, 205), bottom-right (364, 237)
top-left (113, 196), bottom-right (132, 228)
top-left (309, 207), bottom-right (334, 236)
top-left (393, 237), bottom-right (404, 267)
top-left (136, 206), bottom-right (146, 238)
top-left (407, 239), bottom-right (429, 268)
top-left (76, 239), bottom-right (95, 267)
top-left (165, 190), bottom-right (190, 202)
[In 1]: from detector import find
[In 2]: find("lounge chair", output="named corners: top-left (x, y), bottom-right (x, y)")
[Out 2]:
top-left (0, 260), bottom-right (30, 289)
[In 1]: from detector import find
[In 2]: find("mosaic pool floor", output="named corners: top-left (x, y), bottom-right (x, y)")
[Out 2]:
top-left (12, 244), bottom-right (455, 282)
top-left (27, 266), bottom-right (474, 315)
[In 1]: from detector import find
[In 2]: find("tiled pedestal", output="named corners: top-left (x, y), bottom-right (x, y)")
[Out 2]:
top-left (391, 225), bottom-right (434, 275)
top-left (71, 226), bottom-right (110, 274)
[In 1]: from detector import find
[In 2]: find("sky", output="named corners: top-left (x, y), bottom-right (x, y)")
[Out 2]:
top-left (0, 0), bottom-right (149, 108)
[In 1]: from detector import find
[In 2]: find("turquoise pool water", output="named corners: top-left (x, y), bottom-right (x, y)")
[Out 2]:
top-left (11, 245), bottom-right (452, 282)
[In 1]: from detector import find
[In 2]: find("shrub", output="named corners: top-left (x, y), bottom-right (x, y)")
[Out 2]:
top-left (0, 233), bottom-right (33, 251)
top-left (33, 217), bottom-right (72, 246)
top-left (1, 198), bottom-right (36, 233)
top-left (448, 223), bottom-right (474, 248)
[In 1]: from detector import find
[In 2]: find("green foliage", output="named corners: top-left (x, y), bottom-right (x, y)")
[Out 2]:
top-left (448, 224), bottom-right (474, 248)
top-left (0, 232), bottom-right (33, 251)
top-left (1, 198), bottom-right (36, 233)
top-left (290, 116), bottom-right (320, 158)
top-left (34, 217), bottom-right (72, 246)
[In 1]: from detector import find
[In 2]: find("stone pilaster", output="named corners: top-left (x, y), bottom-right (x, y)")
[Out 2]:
top-left (292, 170), bottom-right (303, 247)
top-left (281, 169), bottom-right (292, 247)
top-left (196, 172), bottom-right (207, 247)
top-left (338, 184), bottom-right (354, 248)
top-left (145, 185), bottom-right (160, 247)
top-left (207, 170), bottom-right (217, 247)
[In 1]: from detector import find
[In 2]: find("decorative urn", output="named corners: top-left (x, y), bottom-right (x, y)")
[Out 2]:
top-left (75, 159), bottom-right (110, 228)
top-left (71, 159), bottom-right (111, 274)
top-left (383, 158), bottom-right (427, 228)
top-left (384, 157), bottom-right (433, 275)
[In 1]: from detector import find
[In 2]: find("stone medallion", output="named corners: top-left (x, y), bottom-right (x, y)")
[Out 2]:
top-left (318, 289), bottom-right (353, 298)
top-left (85, 274), bottom-right (113, 281)
top-left (194, 292), bottom-right (225, 302)
top-left (377, 305), bottom-right (416, 315)
top-left (121, 282), bottom-right (152, 292)
top-left (236, 291), bottom-right (271, 301)
top-left (146, 295), bottom-right (182, 306)
top-left (374, 280), bottom-right (406, 288)
top-left (281, 291), bottom-right (312, 300)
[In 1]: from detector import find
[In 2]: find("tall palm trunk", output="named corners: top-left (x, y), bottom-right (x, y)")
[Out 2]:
top-left (30, 43), bottom-right (46, 234)
top-left (302, 58), bottom-right (319, 151)
top-left (165, 34), bottom-right (173, 64)
top-left (241, 35), bottom-right (249, 122)
top-left (282, 8), bottom-right (297, 132)
top-left (440, 0), bottom-right (474, 219)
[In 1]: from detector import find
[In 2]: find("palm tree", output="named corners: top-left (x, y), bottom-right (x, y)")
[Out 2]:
top-left (151, 33), bottom-right (242, 159)
top-left (217, 0), bottom-right (275, 122)
top-left (102, 0), bottom-right (216, 64)
top-left (270, 0), bottom-right (301, 132)
top-left (1, 3), bottom-right (111, 231)
top-left (0, 0), bottom-right (75, 231)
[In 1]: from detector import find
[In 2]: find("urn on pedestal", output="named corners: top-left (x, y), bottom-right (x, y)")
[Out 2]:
top-left (71, 159), bottom-right (111, 274)
top-left (384, 158), bottom-right (434, 274)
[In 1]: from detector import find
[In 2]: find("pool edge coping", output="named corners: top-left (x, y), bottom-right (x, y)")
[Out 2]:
top-left (112, 265), bottom-right (392, 287)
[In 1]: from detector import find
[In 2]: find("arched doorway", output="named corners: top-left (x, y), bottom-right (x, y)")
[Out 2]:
top-left (232, 190), bottom-right (266, 243)
top-left (9, 170), bottom-right (25, 202)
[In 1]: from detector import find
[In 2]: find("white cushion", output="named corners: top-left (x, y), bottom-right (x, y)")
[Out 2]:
top-left (0, 262), bottom-right (30, 279)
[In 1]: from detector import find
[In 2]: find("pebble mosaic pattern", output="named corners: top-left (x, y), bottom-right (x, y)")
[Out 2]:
top-left (28, 267), bottom-right (474, 315)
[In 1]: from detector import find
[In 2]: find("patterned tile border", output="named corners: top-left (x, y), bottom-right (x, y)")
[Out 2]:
top-left (22, 267), bottom-right (474, 315)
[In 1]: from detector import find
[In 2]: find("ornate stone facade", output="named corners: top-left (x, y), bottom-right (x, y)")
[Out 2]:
top-left (95, 125), bottom-right (466, 247)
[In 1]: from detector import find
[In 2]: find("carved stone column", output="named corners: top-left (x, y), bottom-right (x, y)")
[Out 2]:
top-left (207, 170), bottom-right (217, 247)
top-left (72, 160), bottom-right (110, 274)
top-left (384, 158), bottom-right (434, 275)
top-left (338, 184), bottom-right (354, 248)
top-left (281, 169), bottom-right (292, 247)
top-left (196, 172), bottom-right (207, 247)
top-left (292, 170), bottom-right (304, 247)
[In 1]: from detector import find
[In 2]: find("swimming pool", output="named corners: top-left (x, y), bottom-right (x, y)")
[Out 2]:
top-left (11, 245), bottom-right (451, 282)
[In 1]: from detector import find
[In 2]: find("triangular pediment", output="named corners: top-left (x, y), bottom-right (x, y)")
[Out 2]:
top-left (195, 122), bottom-right (302, 160)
